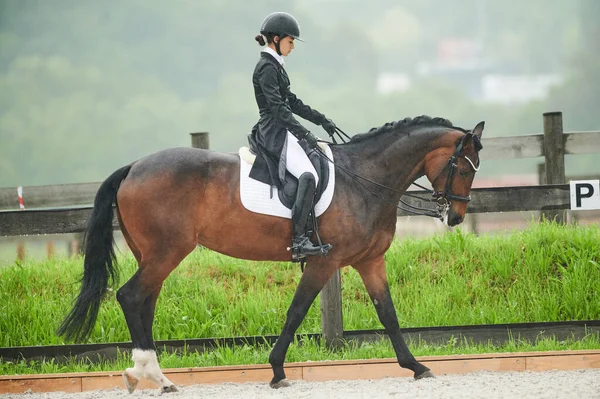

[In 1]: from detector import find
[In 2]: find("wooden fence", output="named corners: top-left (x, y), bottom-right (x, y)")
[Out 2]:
top-left (1, 112), bottom-right (600, 345)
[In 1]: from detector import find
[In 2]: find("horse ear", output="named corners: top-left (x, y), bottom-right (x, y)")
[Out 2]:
top-left (472, 121), bottom-right (485, 139)
top-left (467, 121), bottom-right (485, 152)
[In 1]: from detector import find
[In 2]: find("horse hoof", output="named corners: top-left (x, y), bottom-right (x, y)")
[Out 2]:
top-left (122, 371), bottom-right (139, 394)
top-left (161, 384), bottom-right (179, 393)
top-left (414, 370), bottom-right (436, 380)
top-left (270, 379), bottom-right (291, 389)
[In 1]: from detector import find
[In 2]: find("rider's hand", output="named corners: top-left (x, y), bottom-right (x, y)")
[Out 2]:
top-left (321, 118), bottom-right (337, 137)
top-left (303, 132), bottom-right (318, 149)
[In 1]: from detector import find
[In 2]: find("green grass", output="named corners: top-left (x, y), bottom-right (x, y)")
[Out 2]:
top-left (1, 222), bottom-right (600, 375)
top-left (1, 222), bottom-right (599, 348)
top-left (1, 222), bottom-right (599, 342)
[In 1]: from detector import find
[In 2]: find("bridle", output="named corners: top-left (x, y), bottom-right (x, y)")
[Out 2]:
top-left (428, 132), bottom-right (481, 219)
top-left (315, 127), bottom-right (482, 221)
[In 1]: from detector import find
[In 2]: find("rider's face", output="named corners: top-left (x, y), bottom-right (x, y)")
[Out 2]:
top-left (275, 36), bottom-right (295, 56)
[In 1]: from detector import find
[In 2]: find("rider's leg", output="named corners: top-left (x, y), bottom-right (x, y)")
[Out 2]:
top-left (285, 132), bottom-right (319, 186)
top-left (284, 132), bottom-right (331, 260)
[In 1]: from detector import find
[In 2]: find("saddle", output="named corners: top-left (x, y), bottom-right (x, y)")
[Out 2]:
top-left (246, 134), bottom-right (330, 210)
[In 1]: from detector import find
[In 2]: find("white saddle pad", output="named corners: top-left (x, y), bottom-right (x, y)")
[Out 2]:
top-left (239, 144), bottom-right (335, 219)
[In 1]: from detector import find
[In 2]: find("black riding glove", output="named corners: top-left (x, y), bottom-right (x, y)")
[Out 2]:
top-left (302, 132), bottom-right (318, 149)
top-left (321, 118), bottom-right (337, 137)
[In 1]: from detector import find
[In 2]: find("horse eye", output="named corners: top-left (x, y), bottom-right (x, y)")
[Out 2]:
top-left (459, 170), bottom-right (469, 178)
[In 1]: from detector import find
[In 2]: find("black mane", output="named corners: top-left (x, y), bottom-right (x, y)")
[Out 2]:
top-left (349, 115), bottom-right (465, 143)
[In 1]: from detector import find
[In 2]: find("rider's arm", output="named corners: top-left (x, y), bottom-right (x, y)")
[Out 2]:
top-left (287, 91), bottom-right (328, 127)
top-left (257, 63), bottom-right (311, 140)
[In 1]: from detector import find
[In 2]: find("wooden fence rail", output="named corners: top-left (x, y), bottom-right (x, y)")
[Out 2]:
top-left (1, 138), bottom-right (597, 211)
top-left (0, 185), bottom-right (575, 237)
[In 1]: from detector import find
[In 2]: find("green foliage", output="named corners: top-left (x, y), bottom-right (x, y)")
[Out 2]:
top-left (1, 1), bottom-right (598, 187)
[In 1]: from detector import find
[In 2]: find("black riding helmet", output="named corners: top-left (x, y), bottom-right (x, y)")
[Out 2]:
top-left (260, 12), bottom-right (303, 55)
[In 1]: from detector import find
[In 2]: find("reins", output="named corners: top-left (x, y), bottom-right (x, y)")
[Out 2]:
top-left (313, 144), bottom-right (443, 219)
top-left (314, 126), bottom-right (480, 220)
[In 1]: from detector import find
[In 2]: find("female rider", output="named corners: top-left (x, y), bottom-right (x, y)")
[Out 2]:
top-left (249, 12), bottom-right (336, 261)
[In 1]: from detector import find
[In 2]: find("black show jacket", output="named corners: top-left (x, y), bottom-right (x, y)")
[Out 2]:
top-left (249, 51), bottom-right (327, 188)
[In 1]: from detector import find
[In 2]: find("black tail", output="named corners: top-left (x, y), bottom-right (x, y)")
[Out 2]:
top-left (57, 164), bottom-right (132, 342)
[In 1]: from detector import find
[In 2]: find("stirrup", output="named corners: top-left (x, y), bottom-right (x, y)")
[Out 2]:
top-left (288, 237), bottom-right (332, 261)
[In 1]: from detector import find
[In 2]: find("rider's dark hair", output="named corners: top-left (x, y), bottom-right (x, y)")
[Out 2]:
top-left (254, 34), bottom-right (266, 46)
top-left (255, 32), bottom-right (279, 46)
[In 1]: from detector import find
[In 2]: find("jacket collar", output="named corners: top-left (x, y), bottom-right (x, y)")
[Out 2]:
top-left (262, 47), bottom-right (285, 67)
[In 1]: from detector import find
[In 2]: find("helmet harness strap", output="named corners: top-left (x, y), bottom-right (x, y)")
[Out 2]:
top-left (274, 35), bottom-right (283, 56)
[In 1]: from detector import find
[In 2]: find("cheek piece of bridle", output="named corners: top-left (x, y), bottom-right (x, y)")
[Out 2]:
top-left (313, 128), bottom-right (482, 221)
top-left (430, 132), bottom-right (482, 219)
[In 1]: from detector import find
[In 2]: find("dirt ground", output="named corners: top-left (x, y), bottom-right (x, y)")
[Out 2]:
top-left (2, 369), bottom-right (600, 399)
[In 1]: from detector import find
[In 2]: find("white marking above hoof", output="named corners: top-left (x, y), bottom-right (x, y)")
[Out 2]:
top-left (126, 349), bottom-right (175, 393)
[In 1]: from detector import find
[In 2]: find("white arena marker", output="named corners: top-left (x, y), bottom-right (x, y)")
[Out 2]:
top-left (570, 180), bottom-right (600, 210)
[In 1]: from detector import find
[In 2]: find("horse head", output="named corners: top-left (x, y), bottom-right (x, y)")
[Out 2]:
top-left (423, 121), bottom-right (484, 226)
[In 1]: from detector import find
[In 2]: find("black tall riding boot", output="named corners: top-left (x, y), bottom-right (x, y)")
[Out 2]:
top-left (290, 172), bottom-right (332, 261)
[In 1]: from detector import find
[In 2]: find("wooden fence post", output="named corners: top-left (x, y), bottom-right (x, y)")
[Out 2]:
top-left (191, 132), bottom-right (210, 150)
top-left (190, 132), bottom-right (209, 252)
top-left (16, 241), bottom-right (25, 262)
top-left (68, 234), bottom-right (84, 258)
top-left (537, 163), bottom-right (546, 185)
top-left (320, 270), bottom-right (344, 347)
top-left (46, 241), bottom-right (55, 259)
top-left (542, 112), bottom-right (566, 223)
top-left (468, 214), bottom-right (479, 235)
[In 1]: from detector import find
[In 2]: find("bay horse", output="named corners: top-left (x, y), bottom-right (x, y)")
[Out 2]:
top-left (58, 116), bottom-right (484, 393)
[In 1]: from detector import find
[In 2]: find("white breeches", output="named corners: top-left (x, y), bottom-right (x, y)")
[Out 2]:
top-left (285, 131), bottom-right (318, 187)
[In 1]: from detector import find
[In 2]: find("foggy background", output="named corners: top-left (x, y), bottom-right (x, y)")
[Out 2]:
top-left (1, 0), bottom-right (599, 187)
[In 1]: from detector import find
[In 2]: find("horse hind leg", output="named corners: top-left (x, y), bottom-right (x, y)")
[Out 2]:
top-left (115, 171), bottom-right (198, 392)
top-left (139, 284), bottom-right (179, 393)
top-left (118, 253), bottom-right (191, 393)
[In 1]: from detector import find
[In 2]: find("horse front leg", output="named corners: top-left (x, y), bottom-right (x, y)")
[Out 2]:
top-left (269, 261), bottom-right (337, 388)
top-left (355, 256), bottom-right (434, 379)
